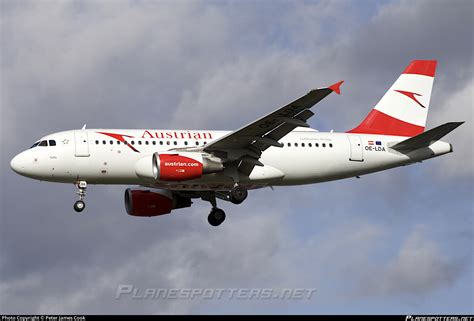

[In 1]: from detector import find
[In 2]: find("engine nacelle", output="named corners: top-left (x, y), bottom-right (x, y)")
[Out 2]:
top-left (124, 188), bottom-right (191, 217)
top-left (152, 152), bottom-right (223, 181)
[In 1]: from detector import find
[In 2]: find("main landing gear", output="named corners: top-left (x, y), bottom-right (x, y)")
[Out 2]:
top-left (208, 208), bottom-right (226, 226)
top-left (202, 184), bottom-right (248, 226)
top-left (73, 181), bottom-right (87, 213)
top-left (229, 184), bottom-right (248, 204)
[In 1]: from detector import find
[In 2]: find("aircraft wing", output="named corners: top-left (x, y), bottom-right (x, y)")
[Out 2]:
top-left (203, 81), bottom-right (344, 175)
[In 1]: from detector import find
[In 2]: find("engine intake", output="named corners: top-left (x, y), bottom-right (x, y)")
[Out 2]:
top-left (124, 188), bottom-right (191, 217)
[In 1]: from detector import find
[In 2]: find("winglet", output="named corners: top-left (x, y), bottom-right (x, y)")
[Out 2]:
top-left (328, 80), bottom-right (344, 95)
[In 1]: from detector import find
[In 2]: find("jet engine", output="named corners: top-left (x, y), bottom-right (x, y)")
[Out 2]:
top-left (124, 188), bottom-right (191, 217)
top-left (135, 152), bottom-right (223, 182)
top-left (152, 152), bottom-right (223, 181)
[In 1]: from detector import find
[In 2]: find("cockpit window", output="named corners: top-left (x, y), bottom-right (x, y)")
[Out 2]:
top-left (30, 140), bottom-right (55, 148)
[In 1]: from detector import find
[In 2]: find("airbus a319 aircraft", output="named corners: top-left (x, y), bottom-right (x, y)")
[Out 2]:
top-left (10, 60), bottom-right (463, 226)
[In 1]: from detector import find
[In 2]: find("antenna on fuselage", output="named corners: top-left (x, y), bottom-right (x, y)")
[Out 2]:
top-left (81, 124), bottom-right (87, 130)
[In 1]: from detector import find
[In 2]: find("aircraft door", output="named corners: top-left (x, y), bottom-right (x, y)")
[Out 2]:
top-left (348, 135), bottom-right (363, 161)
top-left (74, 131), bottom-right (90, 157)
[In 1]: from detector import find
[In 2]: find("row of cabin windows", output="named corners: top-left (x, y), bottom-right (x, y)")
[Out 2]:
top-left (30, 140), bottom-right (56, 148)
top-left (95, 140), bottom-right (207, 146)
top-left (93, 139), bottom-right (332, 148)
top-left (287, 142), bottom-right (333, 148)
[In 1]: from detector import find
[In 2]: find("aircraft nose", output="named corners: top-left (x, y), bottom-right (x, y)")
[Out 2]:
top-left (10, 152), bottom-right (27, 175)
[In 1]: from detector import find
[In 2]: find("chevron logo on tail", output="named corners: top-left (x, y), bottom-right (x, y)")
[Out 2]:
top-left (394, 90), bottom-right (426, 108)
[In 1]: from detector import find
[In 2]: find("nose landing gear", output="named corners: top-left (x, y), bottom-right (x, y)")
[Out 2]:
top-left (73, 181), bottom-right (87, 212)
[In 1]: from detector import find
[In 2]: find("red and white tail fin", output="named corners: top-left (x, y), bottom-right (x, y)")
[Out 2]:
top-left (348, 60), bottom-right (437, 137)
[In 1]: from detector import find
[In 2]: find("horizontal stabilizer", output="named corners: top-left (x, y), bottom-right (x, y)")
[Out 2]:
top-left (391, 122), bottom-right (464, 151)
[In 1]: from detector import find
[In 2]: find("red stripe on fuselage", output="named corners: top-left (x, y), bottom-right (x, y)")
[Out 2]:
top-left (347, 109), bottom-right (424, 137)
top-left (97, 131), bottom-right (140, 153)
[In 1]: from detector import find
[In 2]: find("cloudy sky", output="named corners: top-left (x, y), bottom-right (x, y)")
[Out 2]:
top-left (1, 0), bottom-right (473, 314)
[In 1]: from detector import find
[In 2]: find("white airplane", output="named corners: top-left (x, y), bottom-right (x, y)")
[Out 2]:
top-left (10, 60), bottom-right (463, 226)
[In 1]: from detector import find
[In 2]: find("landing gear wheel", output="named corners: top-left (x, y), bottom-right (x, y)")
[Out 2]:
top-left (208, 208), bottom-right (226, 226)
top-left (73, 200), bottom-right (85, 212)
top-left (230, 185), bottom-right (248, 204)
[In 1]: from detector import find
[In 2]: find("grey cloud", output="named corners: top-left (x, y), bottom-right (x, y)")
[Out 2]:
top-left (317, 0), bottom-right (474, 131)
top-left (428, 79), bottom-right (473, 177)
top-left (2, 196), bottom-right (284, 313)
top-left (358, 226), bottom-right (467, 297)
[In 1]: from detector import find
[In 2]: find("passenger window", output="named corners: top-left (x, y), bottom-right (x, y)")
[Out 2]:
top-left (302, 143), bottom-right (305, 147)
top-left (203, 141), bottom-right (207, 145)
top-left (315, 143), bottom-right (319, 147)
top-left (117, 141), bottom-right (120, 145)
top-left (145, 141), bottom-right (149, 145)
top-left (329, 143), bottom-right (333, 148)
top-left (49, 140), bottom-right (56, 146)
top-left (322, 143), bottom-right (326, 148)
top-left (39, 141), bottom-right (47, 147)
top-left (138, 141), bottom-right (142, 145)
top-left (110, 140), bottom-right (113, 145)
top-left (159, 141), bottom-right (163, 145)
top-left (102, 140), bottom-right (106, 145)
top-left (95, 140), bottom-right (99, 144)
top-left (184, 141), bottom-right (188, 146)
top-left (308, 143), bottom-right (312, 147)
top-left (173, 141), bottom-right (177, 145)
top-left (294, 143), bottom-right (298, 147)
top-left (195, 141), bottom-right (199, 146)
top-left (287, 142), bottom-right (291, 147)
top-left (131, 141), bottom-right (135, 145)
top-left (166, 141), bottom-right (170, 145)
top-left (152, 141), bottom-right (156, 145)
